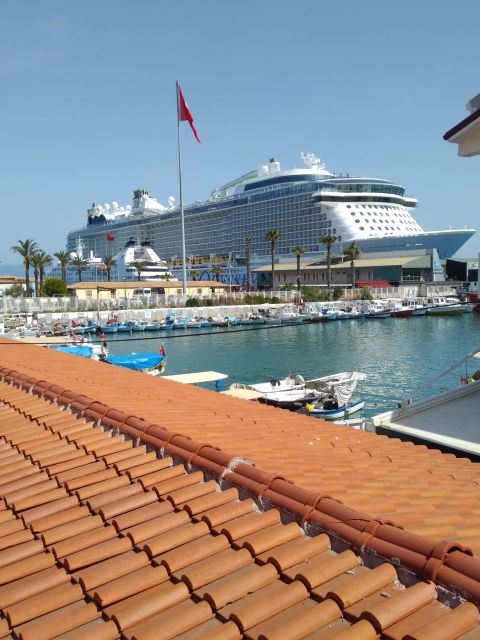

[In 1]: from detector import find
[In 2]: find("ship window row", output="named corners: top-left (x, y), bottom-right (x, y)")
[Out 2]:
top-left (333, 183), bottom-right (405, 196)
top-left (315, 195), bottom-right (414, 207)
top-left (346, 204), bottom-right (408, 211)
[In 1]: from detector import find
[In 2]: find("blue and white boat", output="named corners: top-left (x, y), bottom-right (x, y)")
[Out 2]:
top-left (105, 352), bottom-right (166, 374)
top-left (117, 322), bottom-right (134, 332)
top-left (100, 323), bottom-right (118, 333)
top-left (304, 398), bottom-right (365, 419)
top-left (303, 371), bottom-right (366, 420)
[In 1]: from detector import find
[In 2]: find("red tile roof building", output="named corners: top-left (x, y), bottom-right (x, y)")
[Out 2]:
top-left (0, 337), bottom-right (479, 639)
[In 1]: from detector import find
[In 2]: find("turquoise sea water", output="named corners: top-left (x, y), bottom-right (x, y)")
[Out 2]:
top-left (106, 314), bottom-right (480, 418)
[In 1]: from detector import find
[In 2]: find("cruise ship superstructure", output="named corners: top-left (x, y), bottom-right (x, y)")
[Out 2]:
top-left (66, 153), bottom-right (475, 285)
top-left (62, 237), bottom-right (176, 284)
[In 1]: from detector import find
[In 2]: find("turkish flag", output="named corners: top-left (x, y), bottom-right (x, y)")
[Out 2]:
top-left (106, 233), bottom-right (115, 241)
top-left (177, 83), bottom-right (201, 143)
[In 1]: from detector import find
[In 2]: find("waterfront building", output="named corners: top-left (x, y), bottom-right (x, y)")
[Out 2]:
top-left (255, 251), bottom-right (437, 289)
top-left (63, 153), bottom-right (475, 286)
top-left (444, 91), bottom-right (480, 156)
top-left (68, 279), bottom-right (226, 301)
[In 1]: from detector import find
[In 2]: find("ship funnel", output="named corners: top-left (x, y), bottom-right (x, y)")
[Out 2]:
top-left (269, 158), bottom-right (281, 173)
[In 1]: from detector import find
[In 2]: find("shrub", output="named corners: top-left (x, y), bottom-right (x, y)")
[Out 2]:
top-left (4, 283), bottom-right (24, 297)
top-left (300, 287), bottom-right (330, 302)
top-left (43, 278), bottom-right (67, 297)
top-left (332, 287), bottom-right (344, 300)
top-left (185, 298), bottom-right (200, 307)
top-left (360, 287), bottom-right (373, 300)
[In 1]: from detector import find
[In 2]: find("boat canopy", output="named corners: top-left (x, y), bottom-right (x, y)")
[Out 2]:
top-left (163, 371), bottom-right (228, 384)
top-left (55, 345), bottom-right (94, 358)
top-left (106, 353), bottom-right (165, 371)
top-left (306, 371), bottom-right (366, 406)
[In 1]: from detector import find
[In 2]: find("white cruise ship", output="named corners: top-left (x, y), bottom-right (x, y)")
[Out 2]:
top-left (57, 238), bottom-right (176, 284)
top-left (65, 153), bottom-right (475, 285)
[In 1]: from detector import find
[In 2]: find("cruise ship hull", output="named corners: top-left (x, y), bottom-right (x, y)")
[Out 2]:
top-left (352, 229), bottom-right (475, 260)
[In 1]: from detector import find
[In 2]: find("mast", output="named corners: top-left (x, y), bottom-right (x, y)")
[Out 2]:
top-left (176, 81), bottom-right (187, 295)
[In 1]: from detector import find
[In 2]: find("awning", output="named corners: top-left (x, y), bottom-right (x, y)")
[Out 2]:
top-left (163, 371), bottom-right (229, 384)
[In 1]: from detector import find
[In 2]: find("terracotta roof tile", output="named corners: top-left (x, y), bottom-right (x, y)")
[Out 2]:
top-left (0, 342), bottom-right (480, 638)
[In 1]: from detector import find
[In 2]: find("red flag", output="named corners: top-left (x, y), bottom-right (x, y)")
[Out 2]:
top-left (106, 233), bottom-right (115, 241)
top-left (177, 83), bottom-right (201, 143)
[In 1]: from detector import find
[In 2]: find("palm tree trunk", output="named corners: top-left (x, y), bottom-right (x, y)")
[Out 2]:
top-left (78, 268), bottom-right (82, 282)
top-left (61, 264), bottom-right (66, 282)
top-left (351, 260), bottom-right (355, 288)
top-left (33, 269), bottom-right (39, 297)
top-left (24, 264), bottom-right (30, 298)
top-left (296, 254), bottom-right (301, 290)
top-left (246, 244), bottom-right (251, 292)
top-left (327, 247), bottom-right (332, 293)
top-left (40, 268), bottom-right (45, 294)
top-left (271, 241), bottom-right (275, 291)
top-left (107, 269), bottom-right (111, 282)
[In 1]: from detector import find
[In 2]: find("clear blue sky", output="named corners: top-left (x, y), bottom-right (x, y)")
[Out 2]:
top-left (1, 0), bottom-right (479, 267)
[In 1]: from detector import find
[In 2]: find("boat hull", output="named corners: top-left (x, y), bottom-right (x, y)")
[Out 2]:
top-left (306, 399), bottom-right (365, 420)
top-left (426, 308), bottom-right (464, 316)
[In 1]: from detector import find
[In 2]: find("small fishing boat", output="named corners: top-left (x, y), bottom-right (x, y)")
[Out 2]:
top-left (117, 322), bottom-right (134, 332)
top-left (303, 371), bottom-right (366, 420)
top-left (305, 398), bottom-right (365, 419)
top-left (105, 352), bottom-right (166, 375)
top-left (231, 371), bottom-right (366, 414)
top-left (277, 306), bottom-right (305, 324)
top-left (172, 317), bottom-right (190, 329)
top-left (131, 321), bottom-right (147, 331)
top-left (144, 321), bottom-right (161, 331)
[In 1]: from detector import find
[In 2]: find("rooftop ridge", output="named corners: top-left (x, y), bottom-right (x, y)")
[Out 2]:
top-left (1, 365), bottom-right (480, 606)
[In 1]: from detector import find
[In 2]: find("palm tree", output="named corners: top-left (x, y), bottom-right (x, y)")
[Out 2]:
top-left (102, 256), bottom-right (117, 282)
top-left (190, 269), bottom-right (200, 281)
top-left (11, 239), bottom-right (38, 296)
top-left (69, 255), bottom-right (89, 282)
top-left (30, 253), bottom-right (42, 296)
top-left (36, 251), bottom-right (51, 294)
top-left (344, 241), bottom-right (361, 288)
top-left (211, 265), bottom-right (223, 283)
top-left (320, 235), bottom-right (338, 294)
top-left (265, 229), bottom-right (282, 291)
top-left (54, 251), bottom-right (70, 283)
top-left (132, 260), bottom-right (145, 281)
top-left (245, 235), bottom-right (252, 292)
top-left (292, 245), bottom-right (306, 291)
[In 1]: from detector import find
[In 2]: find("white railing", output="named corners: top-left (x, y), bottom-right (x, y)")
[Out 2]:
top-left (0, 290), bottom-right (298, 314)
top-left (0, 283), bottom-right (458, 314)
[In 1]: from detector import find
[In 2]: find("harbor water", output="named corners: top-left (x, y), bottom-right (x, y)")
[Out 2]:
top-left (105, 314), bottom-right (480, 418)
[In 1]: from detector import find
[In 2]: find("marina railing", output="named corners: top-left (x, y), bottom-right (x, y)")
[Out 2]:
top-left (0, 283), bottom-right (458, 315)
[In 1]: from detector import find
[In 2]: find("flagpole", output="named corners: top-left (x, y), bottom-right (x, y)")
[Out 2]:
top-left (176, 81), bottom-right (187, 295)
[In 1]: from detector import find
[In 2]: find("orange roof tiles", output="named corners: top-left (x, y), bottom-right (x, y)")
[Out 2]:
top-left (0, 339), bottom-right (480, 638)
